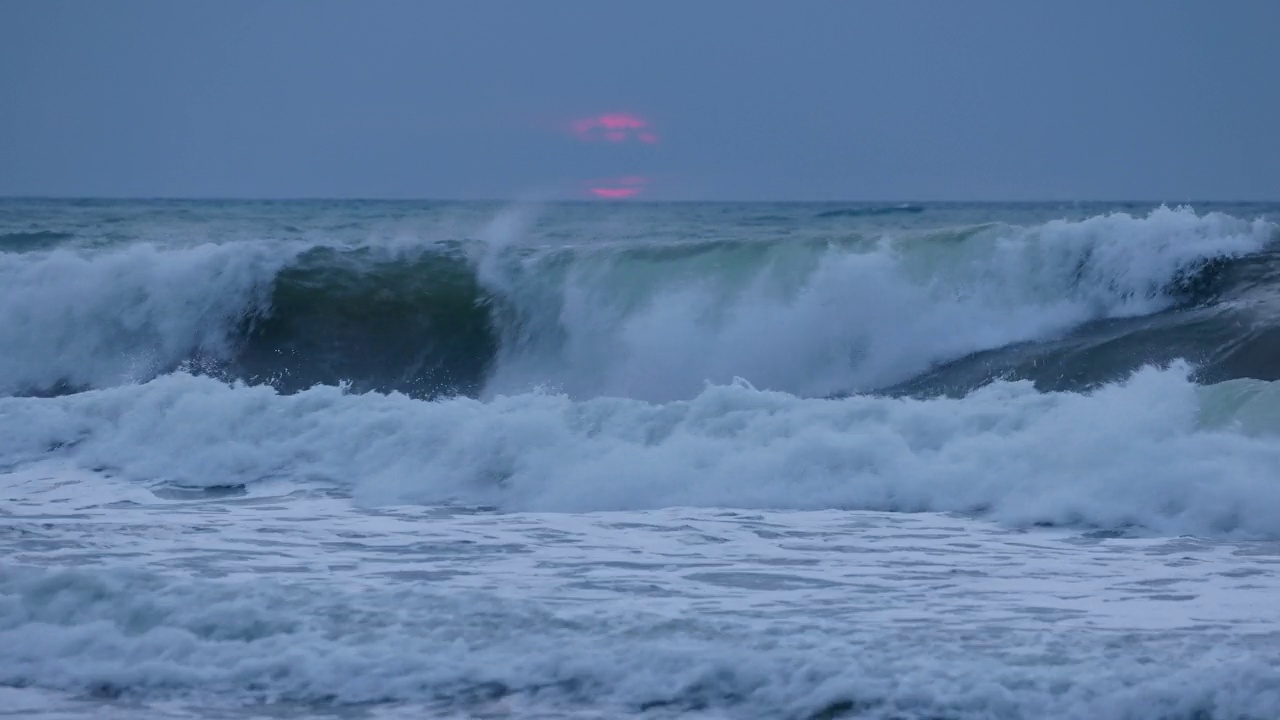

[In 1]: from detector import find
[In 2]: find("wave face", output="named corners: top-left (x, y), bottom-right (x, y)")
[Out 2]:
top-left (0, 204), bottom-right (1275, 401)
top-left (233, 245), bottom-right (499, 398)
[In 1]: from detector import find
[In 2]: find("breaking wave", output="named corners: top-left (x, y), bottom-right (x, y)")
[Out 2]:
top-left (0, 206), bottom-right (1274, 401)
top-left (3, 363), bottom-right (1280, 537)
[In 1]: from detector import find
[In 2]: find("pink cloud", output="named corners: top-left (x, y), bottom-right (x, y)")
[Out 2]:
top-left (586, 174), bottom-right (650, 199)
top-left (597, 113), bottom-right (646, 130)
top-left (590, 187), bottom-right (642, 199)
top-left (570, 112), bottom-right (658, 143)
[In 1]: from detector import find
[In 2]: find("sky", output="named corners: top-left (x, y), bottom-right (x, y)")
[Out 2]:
top-left (1, 0), bottom-right (1279, 201)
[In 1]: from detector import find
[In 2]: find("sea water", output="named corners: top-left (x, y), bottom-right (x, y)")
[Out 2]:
top-left (2, 200), bottom-right (1280, 718)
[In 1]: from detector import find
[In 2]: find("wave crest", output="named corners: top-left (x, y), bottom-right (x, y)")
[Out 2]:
top-left (0, 206), bottom-right (1273, 400)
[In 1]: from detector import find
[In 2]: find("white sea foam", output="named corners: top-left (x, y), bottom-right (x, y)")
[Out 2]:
top-left (2, 363), bottom-right (1278, 538)
top-left (2, 505), bottom-right (1279, 718)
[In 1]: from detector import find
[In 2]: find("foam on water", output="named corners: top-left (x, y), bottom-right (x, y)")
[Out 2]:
top-left (2, 363), bottom-right (1279, 538)
top-left (4, 493), bottom-right (1280, 719)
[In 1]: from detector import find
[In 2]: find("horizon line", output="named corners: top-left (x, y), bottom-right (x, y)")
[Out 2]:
top-left (2, 195), bottom-right (1277, 205)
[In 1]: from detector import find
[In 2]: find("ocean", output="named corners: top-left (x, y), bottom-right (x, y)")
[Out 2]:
top-left (2, 199), bottom-right (1279, 719)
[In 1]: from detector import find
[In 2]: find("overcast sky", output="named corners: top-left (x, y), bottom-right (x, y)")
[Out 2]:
top-left (2, 0), bottom-right (1278, 201)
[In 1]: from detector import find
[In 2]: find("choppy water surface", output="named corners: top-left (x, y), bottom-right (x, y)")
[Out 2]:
top-left (2, 200), bottom-right (1280, 718)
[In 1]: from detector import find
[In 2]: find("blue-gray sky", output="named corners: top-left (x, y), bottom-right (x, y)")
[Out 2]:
top-left (2, 0), bottom-right (1278, 201)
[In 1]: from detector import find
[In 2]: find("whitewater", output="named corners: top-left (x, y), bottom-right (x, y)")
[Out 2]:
top-left (2, 199), bottom-right (1280, 719)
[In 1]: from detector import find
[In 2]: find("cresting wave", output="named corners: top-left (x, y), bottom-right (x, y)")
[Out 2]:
top-left (0, 206), bottom-right (1275, 400)
top-left (3, 363), bottom-right (1280, 537)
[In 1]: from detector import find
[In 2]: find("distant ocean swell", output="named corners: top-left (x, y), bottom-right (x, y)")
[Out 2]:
top-left (0, 206), bottom-right (1275, 401)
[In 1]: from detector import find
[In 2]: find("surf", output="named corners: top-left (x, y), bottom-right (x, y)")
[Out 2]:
top-left (0, 205), bottom-right (1273, 401)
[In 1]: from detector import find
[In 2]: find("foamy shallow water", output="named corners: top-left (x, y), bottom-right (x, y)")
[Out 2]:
top-left (4, 463), bottom-right (1280, 719)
